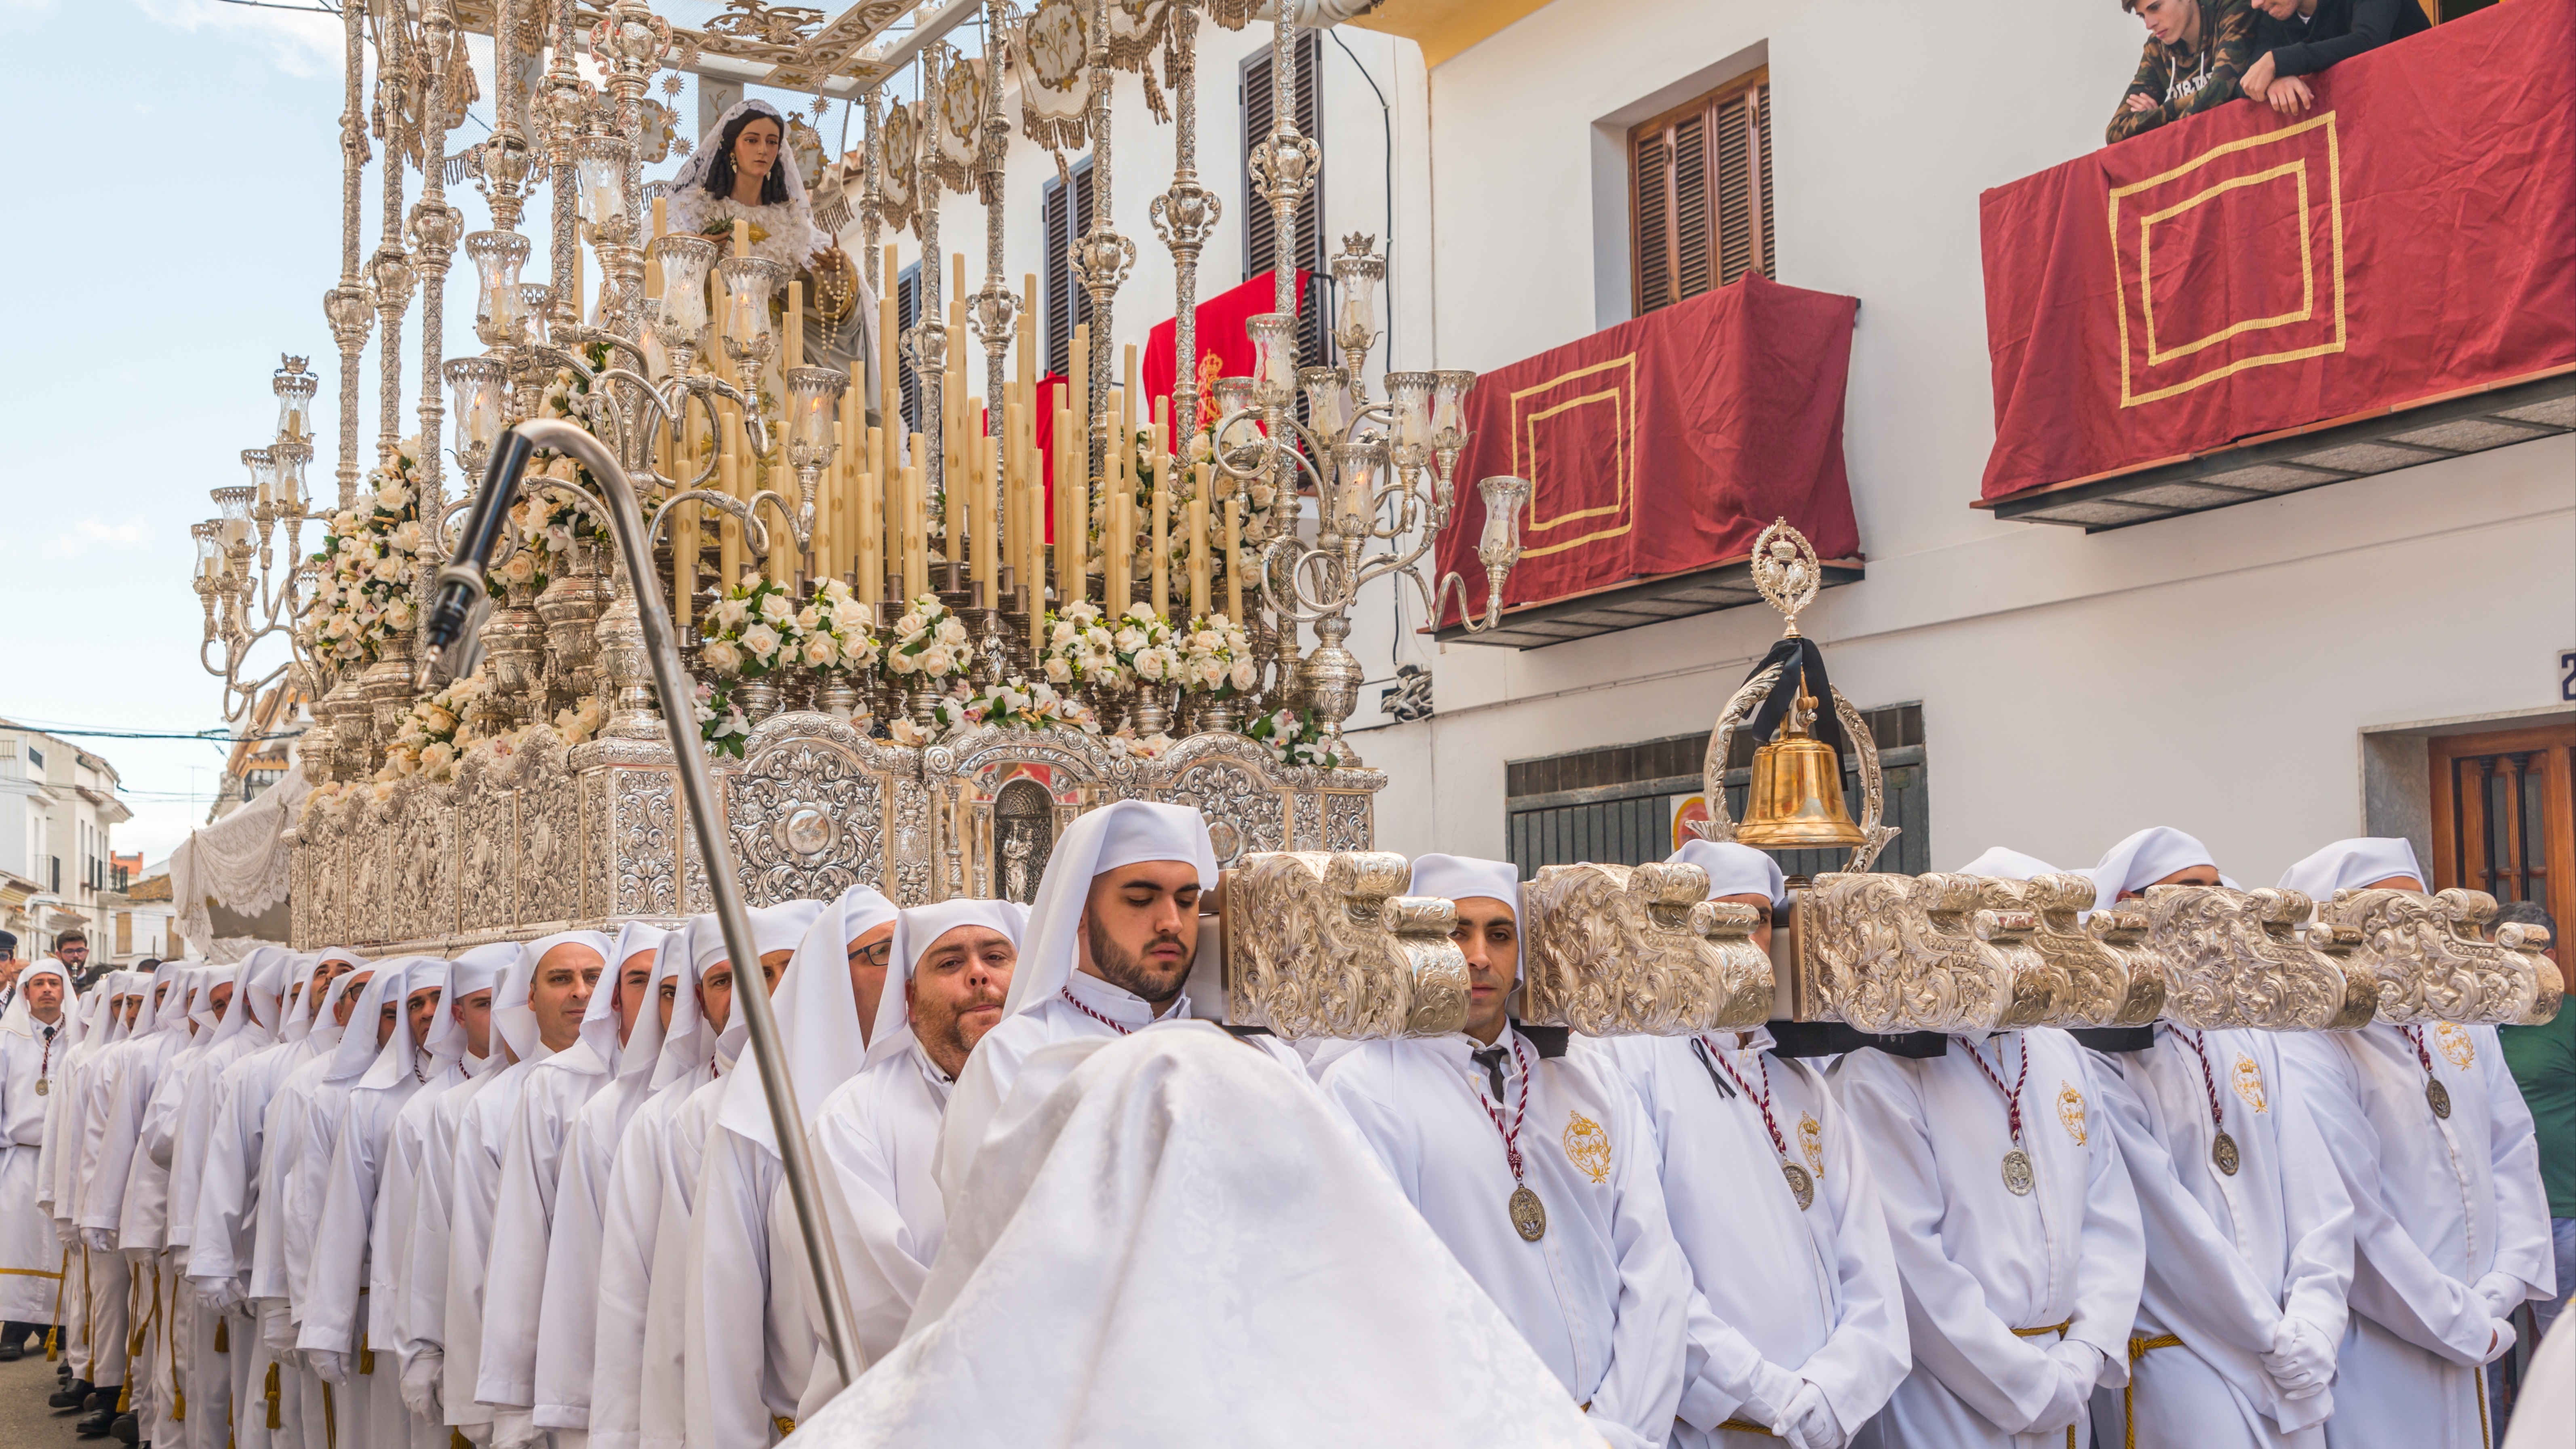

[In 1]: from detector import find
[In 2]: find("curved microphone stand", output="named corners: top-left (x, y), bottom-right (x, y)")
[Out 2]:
top-left (421, 418), bottom-right (867, 1388)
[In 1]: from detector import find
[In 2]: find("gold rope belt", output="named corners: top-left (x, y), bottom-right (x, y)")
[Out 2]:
top-left (46, 1246), bottom-right (68, 1360)
top-left (169, 1269), bottom-right (186, 1422)
top-left (2119, 1333), bottom-right (2185, 1449)
top-left (265, 1360), bottom-right (282, 1430)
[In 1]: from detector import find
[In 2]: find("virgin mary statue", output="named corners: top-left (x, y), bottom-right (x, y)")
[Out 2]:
top-left (666, 98), bottom-right (878, 415)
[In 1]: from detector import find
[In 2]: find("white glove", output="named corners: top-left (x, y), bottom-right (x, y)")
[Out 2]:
top-left (192, 1277), bottom-right (245, 1318)
top-left (400, 1350), bottom-right (444, 1422)
top-left (2473, 1271), bottom-right (2526, 1322)
top-left (260, 1298), bottom-right (297, 1356)
top-left (1780, 1381), bottom-right (1846, 1449)
top-left (80, 1226), bottom-right (115, 1253)
top-left (492, 1407), bottom-right (543, 1449)
top-left (2026, 1340), bottom-right (2104, 1434)
top-left (2481, 1316), bottom-right (2517, 1365)
top-left (54, 1219), bottom-right (77, 1248)
top-left (2260, 1317), bottom-right (2335, 1399)
top-left (310, 1350), bottom-right (350, 1385)
top-left (1733, 1358), bottom-right (1810, 1436)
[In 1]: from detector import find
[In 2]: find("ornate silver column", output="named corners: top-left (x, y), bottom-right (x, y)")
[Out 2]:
top-left (413, 0), bottom-right (462, 523)
top-left (1070, 0), bottom-right (1136, 476)
top-left (915, 45), bottom-right (947, 551)
top-left (325, 0), bottom-right (374, 513)
top-left (370, 11), bottom-right (413, 479)
top-left (482, 0), bottom-right (537, 238)
top-left (542, 0), bottom-right (588, 337)
top-left (970, 2), bottom-right (1017, 428)
top-left (1151, 0), bottom-right (1217, 467)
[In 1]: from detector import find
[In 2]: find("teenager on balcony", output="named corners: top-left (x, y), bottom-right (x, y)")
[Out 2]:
top-left (2108, 0), bottom-right (2260, 143)
top-left (2240, 0), bottom-right (2434, 114)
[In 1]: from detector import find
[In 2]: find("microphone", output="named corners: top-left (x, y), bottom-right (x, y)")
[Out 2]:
top-left (421, 428), bottom-right (539, 681)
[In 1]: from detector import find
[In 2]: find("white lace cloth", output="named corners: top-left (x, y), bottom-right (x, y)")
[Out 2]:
top-left (171, 761), bottom-right (308, 951)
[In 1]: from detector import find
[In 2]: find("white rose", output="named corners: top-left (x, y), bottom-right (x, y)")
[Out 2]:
top-left (893, 612), bottom-right (924, 638)
top-left (1250, 483), bottom-right (1275, 507)
top-left (421, 740), bottom-right (455, 770)
top-left (919, 643), bottom-right (954, 676)
top-left (543, 456), bottom-right (580, 482)
top-left (423, 706), bottom-right (457, 734)
top-left (795, 605), bottom-right (823, 633)
top-left (1188, 432), bottom-right (1212, 462)
top-left (1043, 656), bottom-right (1071, 683)
top-left (701, 639), bottom-right (743, 674)
top-left (1195, 656), bottom-right (1226, 688)
top-left (888, 650), bottom-right (918, 675)
top-left (801, 633), bottom-right (838, 667)
top-left (758, 593), bottom-right (793, 624)
top-left (1051, 621), bottom-right (1076, 645)
top-left (937, 617), bottom-right (969, 647)
top-left (502, 550), bottom-right (538, 584)
top-left (385, 598), bottom-right (416, 631)
top-left (1134, 649), bottom-right (1167, 682)
top-left (716, 597), bottom-right (750, 628)
top-left (1229, 658), bottom-right (1259, 692)
top-left (741, 622), bottom-right (781, 659)
top-left (1114, 627), bottom-right (1146, 654)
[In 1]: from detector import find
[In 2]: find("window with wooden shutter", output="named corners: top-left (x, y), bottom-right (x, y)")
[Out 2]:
top-left (896, 261), bottom-right (922, 434)
top-left (1040, 156), bottom-right (1097, 379)
top-left (1243, 32), bottom-right (1325, 371)
top-left (1631, 68), bottom-right (1774, 317)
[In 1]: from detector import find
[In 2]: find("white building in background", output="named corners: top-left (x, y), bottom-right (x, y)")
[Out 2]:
top-left (898, 0), bottom-right (2569, 915)
top-left (0, 719), bottom-right (134, 957)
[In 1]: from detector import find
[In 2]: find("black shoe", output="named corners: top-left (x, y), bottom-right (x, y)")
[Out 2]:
top-left (50, 1377), bottom-right (93, 1409)
top-left (82, 1389), bottom-right (106, 1413)
top-left (0, 1341), bottom-right (21, 1362)
top-left (109, 1412), bottom-right (138, 1445)
top-left (74, 1406), bottom-right (116, 1438)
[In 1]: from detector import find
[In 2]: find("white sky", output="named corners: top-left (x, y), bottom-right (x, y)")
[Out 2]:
top-left (0, 0), bottom-right (947, 861)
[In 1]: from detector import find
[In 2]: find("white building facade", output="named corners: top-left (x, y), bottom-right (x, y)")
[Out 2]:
top-left (0, 720), bottom-right (135, 958)
top-left (896, 0), bottom-right (2570, 905)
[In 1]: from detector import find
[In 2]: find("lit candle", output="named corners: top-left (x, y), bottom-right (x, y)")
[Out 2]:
top-left (1225, 498), bottom-right (1243, 625)
top-left (1019, 273), bottom-right (1037, 391)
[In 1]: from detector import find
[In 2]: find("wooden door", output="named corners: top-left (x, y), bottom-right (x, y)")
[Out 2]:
top-left (2428, 720), bottom-right (2575, 927)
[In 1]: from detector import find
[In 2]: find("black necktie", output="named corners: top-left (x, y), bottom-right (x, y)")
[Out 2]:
top-left (1471, 1045), bottom-right (1508, 1101)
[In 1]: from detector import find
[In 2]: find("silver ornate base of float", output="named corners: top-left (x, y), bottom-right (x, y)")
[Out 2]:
top-left (284, 713), bottom-right (1385, 953)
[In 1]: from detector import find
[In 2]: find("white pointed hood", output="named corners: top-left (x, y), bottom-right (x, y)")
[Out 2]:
top-left (716, 886), bottom-right (903, 1153)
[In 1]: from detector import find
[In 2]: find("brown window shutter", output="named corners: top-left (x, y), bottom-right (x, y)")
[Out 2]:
top-left (1673, 112), bottom-right (1711, 300)
top-left (1713, 91), bottom-right (1755, 286)
top-left (1634, 129), bottom-right (1672, 314)
top-left (1042, 175), bottom-right (1070, 376)
top-left (1754, 84), bottom-right (1775, 280)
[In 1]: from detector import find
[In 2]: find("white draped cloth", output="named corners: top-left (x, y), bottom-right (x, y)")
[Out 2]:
top-left (789, 1025), bottom-right (1609, 1449)
top-left (2086, 1028), bottom-right (2354, 1449)
top-left (2277, 1024), bottom-right (2553, 1449)
top-left (1831, 1029), bottom-right (2144, 1449)
top-left (1585, 1029), bottom-right (1909, 1447)
top-left (1321, 1027), bottom-right (1691, 1449)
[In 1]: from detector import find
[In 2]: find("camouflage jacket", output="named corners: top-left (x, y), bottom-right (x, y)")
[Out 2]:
top-left (2108, 0), bottom-right (2259, 143)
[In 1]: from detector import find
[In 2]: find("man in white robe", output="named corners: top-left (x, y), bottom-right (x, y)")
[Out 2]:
top-left (586, 920), bottom-right (725, 1449)
top-left (1832, 852), bottom-right (2144, 1449)
top-left (1, 960), bottom-right (76, 1360)
top-left (253, 960), bottom-right (371, 1449)
top-left (686, 890), bottom-right (958, 1441)
top-left (792, 1026), bottom-right (1608, 1449)
top-left (1585, 841), bottom-right (1908, 1449)
top-left (386, 947), bottom-right (506, 1449)
top-left (2041, 833), bottom-right (2356, 1449)
top-left (443, 932), bottom-right (610, 1448)
top-left (164, 948), bottom-right (292, 1449)
top-left (84, 958), bottom-right (191, 1438)
top-left (188, 954), bottom-right (330, 1449)
top-left (934, 801), bottom-right (1242, 1206)
top-left (42, 977), bottom-right (123, 1415)
top-left (481, 925), bottom-right (638, 1449)
top-left (1321, 853), bottom-right (1689, 1449)
top-left (529, 926), bottom-right (674, 1449)
top-left (300, 958), bottom-right (445, 1449)
top-left (802, 893), bottom-right (1013, 1393)
top-left (123, 967), bottom-right (225, 1448)
top-left (634, 904), bottom-right (821, 1449)
top-left (2272, 837), bottom-right (2555, 1449)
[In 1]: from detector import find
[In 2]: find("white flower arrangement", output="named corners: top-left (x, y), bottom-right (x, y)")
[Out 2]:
top-left (882, 593), bottom-right (970, 685)
top-left (699, 572), bottom-right (805, 679)
top-left (1174, 612), bottom-right (1258, 697)
top-left (553, 694), bottom-right (605, 747)
top-left (307, 437), bottom-right (425, 666)
top-left (924, 677), bottom-right (1102, 739)
top-left (800, 578), bottom-right (883, 675)
top-left (1109, 603), bottom-right (1178, 685)
top-left (694, 679), bottom-right (752, 759)
top-left (1245, 706), bottom-right (1341, 770)
top-left (1038, 600), bottom-right (1125, 688)
top-left (1116, 731), bottom-right (1177, 760)
top-left (378, 666), bottom-right (488, 783)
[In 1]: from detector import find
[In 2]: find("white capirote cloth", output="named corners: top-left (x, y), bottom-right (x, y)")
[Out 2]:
top-left (1411, 852), bottom-right (1525, 913)
top-left (1669, 839), bottom-right (1789, 907)
top-left (2277, 837), bottom-right (2427, 899)
top-left (1959, 848), bottom-right (2062, 881)
top-left (1322, 1027), bottom-right (1691, 1449)
top-left (2085, 827), bottom-right (2220, 910)
top-left (789, 1025), bottom-right (1608, 1449)
top-left (1832, 1029), bottom-right (2144, 1448)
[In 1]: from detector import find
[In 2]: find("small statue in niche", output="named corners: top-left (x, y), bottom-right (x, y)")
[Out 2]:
top-left (1003, 832), bottom-right (1034, 903)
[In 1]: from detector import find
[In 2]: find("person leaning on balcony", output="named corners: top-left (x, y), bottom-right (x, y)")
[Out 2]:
top-left (2240, 0), bottom-right (2433, 114)
top-left (2110, 0), bottom-right (2260, 143)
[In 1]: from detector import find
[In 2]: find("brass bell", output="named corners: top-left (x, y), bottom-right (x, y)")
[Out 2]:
top-left (1736, 687), bottom-right (1866, 850)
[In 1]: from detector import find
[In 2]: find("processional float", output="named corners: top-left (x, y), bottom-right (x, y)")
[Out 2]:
top-left (191, 0), bottom-right (2559, 1394)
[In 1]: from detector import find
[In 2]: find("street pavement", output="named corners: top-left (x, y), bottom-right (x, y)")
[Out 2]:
top-left (0, 1331), bottom-right (91, 1449)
